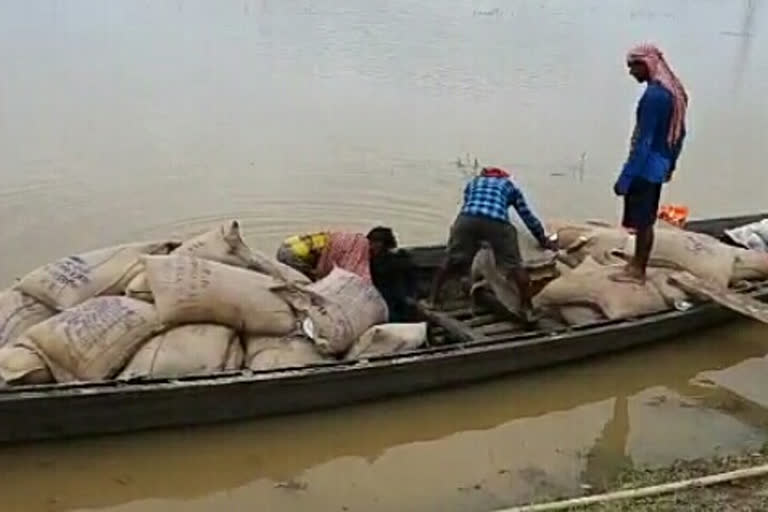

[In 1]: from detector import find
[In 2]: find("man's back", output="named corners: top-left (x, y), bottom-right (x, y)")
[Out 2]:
top-left (638, 82), bottom-right (683, 161)
top-left (620, 82), bottom-right (686, 189)
top-left (461, 176), bottom-right (514, 223)
top-left (461, 175), bottom-right (546, 245)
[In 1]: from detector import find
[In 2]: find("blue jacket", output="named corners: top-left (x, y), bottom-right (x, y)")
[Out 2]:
top-left (615, 82), bottom-right (686, 194)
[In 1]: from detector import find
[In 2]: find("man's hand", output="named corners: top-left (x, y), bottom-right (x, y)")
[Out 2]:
top-left (613, 180), bottom-right (626, 196)
top-left (665, 170), bottom-right (675, 183)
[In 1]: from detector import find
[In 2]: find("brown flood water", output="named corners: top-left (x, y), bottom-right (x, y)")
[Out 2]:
top-left (2, 323), bottom-right (768, 511)
top-left (1, 0), bottom-right (767, 510)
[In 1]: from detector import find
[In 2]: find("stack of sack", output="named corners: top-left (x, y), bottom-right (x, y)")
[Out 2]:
top-left (535, 220), bottom-right (768, 325)
top-left (725, 218), bottom-right (768, 252)
top-left (0, 221), bottom-right (428, 387)
top-left (534, 256), bottom-right (687, 324)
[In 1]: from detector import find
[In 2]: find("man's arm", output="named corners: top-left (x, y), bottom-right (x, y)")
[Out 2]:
top-left (508, 185), bottom-right (547, 246)
top-left (463, 181), bottom-right (472, 203)
top-left (614, 88), bottom-right (664, 195)
top-left (668, 124), bottom-right (686, 179)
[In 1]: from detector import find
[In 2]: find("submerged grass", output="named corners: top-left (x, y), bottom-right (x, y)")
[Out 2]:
top-left (568, 449), bottom-right (768, 511)
top-left (508, 447), bottom-right (768, 511)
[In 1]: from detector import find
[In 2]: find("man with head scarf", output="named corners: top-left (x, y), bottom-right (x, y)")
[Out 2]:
top-left (276, 226), bottom-right (416, 321)
top-left (613, 44), bottom-right (688, 283)
top-left (276, 228), bottom-right (395, 283)
top-left (428, 166), bottom-right (555, 319)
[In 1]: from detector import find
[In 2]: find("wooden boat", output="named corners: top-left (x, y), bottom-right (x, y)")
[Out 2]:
top-left (0, 213), bottom-right (766, 443)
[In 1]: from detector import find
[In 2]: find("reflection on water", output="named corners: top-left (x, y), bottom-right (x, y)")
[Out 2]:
top-left (0, 0), bottom-right (767, 510)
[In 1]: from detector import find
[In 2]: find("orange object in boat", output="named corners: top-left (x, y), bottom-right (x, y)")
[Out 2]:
top-left (659, 204), bottom-right (689, 227)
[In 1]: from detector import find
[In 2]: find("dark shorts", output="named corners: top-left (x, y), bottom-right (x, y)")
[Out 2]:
top-left (622, 178), bottom-right (662, 230)
top-left (447, 214), bottom-right (522, 270)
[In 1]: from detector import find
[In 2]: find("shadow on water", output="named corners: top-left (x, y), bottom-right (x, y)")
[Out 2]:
top-left (2, 322), bottom-right (768, 511)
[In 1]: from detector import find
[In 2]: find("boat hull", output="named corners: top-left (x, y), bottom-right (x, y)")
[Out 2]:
top-left (0, 212), bottom-right (765, 443)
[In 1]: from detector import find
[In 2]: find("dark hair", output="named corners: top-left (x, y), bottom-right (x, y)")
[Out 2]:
top-left (366, 226), bottom-right (397, 250)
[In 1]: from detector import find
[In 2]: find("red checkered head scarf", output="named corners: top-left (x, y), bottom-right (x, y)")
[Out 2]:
top-left (480, 167), bottom-right (511, 179)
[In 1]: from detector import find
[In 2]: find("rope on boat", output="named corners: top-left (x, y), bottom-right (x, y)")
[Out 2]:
top-left (495, 463), bottom-right (768, 511)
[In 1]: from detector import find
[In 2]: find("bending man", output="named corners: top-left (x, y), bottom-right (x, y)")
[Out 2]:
top-left (429, 166), bottom-right (554, 317)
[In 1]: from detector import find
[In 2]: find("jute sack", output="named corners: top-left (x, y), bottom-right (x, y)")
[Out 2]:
top-left (0, 289), bottom-right (56, 348)
top-left (174, 220), bottom-right (254, 266)
top-left (511, 220), bottom-right (556, 266)
top-left (123, 274), bottom-right (154, 302)
top-left (0, 343), bottom-right (53, 385)
top-left (21, 296), bottom-right (162, 382)
top-left (244, 335), bottom-right (328, 371)
top-left (278, 267), bottom-right (388, 356)
top-left (18, 241), bottom-right (177, 310)
top-left (470, 244), bottom-right (521, 315)
top-left (119, 324), bottom-right (243, 379)
top-left (126, 221), bottom-right (256, 301)
top-left (563, 228), bottom-right (629, 266)
top-left (731, 248), bottom-right (768, 282)
top-left (346, 322), bottom-right (427, 360)
top-left (558, 305), bottom-right (605, 326)
top-left (144, 255), bottom-right (296, 335)
top-left (621, 230), bottom-right (735, 288)
top-left (578, 255), bottom-right (686, 306)
top-left (545, 220), bottom-right (629, 266)
top-left (545, 219), bottom-right (597, 247)
top-left (725, 219), bottom-right (768, 252)
top-left (552, 256), bottom-right (627, 326)
top-left (534, 257), bottom-right (683, 320)
top-left (250, 249), bottom-right (311, 285)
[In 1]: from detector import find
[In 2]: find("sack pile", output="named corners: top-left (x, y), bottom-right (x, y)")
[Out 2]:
top-left (535, 219), bottom-right (768, 326)
top-left (119, 324), bottom-right (243, 379)
top-left (0, 221), bottom-right (425, 387)
top-left (534, 256), bottom-right (686, 322)
top-left (619, 230), bottom-right (735, 288)
top-left (277, 266), bottom-right (389, 355)
top-left (725, 219), bottom-right (768, 252)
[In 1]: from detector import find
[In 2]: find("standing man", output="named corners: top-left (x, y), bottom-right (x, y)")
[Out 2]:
top-left (428, 167), bottom-right (555, 317)
top-left (613, 44), bottom-right (688, 283)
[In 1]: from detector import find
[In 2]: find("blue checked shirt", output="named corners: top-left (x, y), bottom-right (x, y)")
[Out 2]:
top-left (460, 176), bottom-right (547, 244)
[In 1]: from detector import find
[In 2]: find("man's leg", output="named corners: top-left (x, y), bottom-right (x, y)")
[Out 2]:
top-left (613, 179), bottom-right (660, 283)
top-left (629, 225), bottom-right (654, 279)
top-left (428, 215), bottom-right (475, 307)
top-left (489, 222), bottom-right (535, 314)
top-left (428, 260), bottom-right (461, 307)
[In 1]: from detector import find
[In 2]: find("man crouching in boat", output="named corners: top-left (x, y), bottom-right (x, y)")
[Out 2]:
top-left (277, 227), bottom-right (416, 321)
top-left (428, 167), bottom-right (555, 318)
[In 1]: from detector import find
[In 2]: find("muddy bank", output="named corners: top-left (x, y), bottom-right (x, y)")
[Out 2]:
top-left (531, 448), bottom-right (768, 511)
